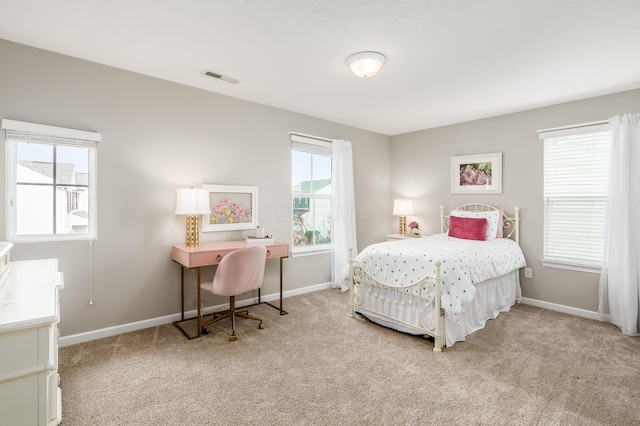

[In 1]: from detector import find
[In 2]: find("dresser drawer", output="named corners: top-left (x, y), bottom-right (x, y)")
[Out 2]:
top-left (0, 325), bottom-right (54, 376)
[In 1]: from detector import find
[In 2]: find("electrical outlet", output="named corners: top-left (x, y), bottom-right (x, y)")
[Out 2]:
top-left (524, 268), bottom-right (533, 278)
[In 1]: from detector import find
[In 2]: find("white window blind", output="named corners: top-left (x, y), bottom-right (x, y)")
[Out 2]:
top-left (290, 133), bottom-right (332, 156)
top-left (540, 122), bottom-right (610, 271)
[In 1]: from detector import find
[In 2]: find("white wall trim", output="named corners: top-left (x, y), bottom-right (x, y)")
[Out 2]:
top-left (521, 297), bottom-right (599, 321)
top-left (59, 288), bottom-right (601, 347)
top-left (537, 120), bottom-right (608, 139)
top-left (290, 248), bottom-right (332, 258)
top-left (59, 281), bottom-right (332, 347)
top-left (541, 259), bottom-right (601, 274)
top-left (2, 118), bottom-right (102, 142)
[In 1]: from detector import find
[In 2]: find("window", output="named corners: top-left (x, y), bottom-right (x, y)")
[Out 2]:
top-left (539, 122), bottom-right (611, 272)
top-left (291, 133), bottom-right (332, 255)
top-left (3, 119), bottom-right (100, 242)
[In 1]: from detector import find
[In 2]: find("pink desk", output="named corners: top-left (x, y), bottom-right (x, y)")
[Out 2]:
top-left (172, 240), bottom-right (289, 339)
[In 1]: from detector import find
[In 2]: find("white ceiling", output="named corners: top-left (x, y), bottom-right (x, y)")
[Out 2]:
top-left (1, 0), bottom-right (639, 136)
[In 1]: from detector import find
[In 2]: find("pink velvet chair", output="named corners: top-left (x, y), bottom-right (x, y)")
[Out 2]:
top-left (200, 246), bottom-right (267, 341)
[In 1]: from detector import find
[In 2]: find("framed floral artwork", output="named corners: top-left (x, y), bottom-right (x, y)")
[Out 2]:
top-left (202, 184), bottom-right (258, 232)
top-left (451, 152), bottom-right (502, 194)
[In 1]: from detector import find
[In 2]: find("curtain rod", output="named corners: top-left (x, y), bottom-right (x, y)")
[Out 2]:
top-left (537, 120), bottom-right (608, 134)
top-left (288, 131), bottom-right (332, 143)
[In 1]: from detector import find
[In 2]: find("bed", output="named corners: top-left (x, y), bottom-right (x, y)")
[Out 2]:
top-left (345, 204), bottom-right (526, 351)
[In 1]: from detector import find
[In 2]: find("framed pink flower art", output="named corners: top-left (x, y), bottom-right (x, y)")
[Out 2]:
top-left (451, 152), bottom-right (502, 194)
top-left (202, 184), bottom-right (258, 231)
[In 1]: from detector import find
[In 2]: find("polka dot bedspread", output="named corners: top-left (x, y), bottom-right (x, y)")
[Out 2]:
top-left (343, 233), bottom-right (526, 320)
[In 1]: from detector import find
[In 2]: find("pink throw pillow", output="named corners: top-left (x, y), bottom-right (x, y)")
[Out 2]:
top-left (448, 216), bottom-right (487, 241)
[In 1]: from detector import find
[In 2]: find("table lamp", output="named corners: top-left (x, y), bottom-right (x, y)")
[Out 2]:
top-left (175, 188), bottom-right (211, 247)
top-left (393, 199), bottom-right (414, 235)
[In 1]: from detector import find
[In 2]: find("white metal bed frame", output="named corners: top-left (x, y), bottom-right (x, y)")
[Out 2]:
top-left (348, 204), bottom-right (520, 352)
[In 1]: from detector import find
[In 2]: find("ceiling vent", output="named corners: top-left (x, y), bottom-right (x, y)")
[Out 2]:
top-left (202, 69), bottom-right (240, 84)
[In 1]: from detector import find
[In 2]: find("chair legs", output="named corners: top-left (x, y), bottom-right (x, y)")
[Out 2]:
top-left (201, 295), bottom-right (265, 340)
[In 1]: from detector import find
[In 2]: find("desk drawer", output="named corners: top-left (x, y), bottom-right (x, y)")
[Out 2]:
top-left (173, 242), bottom-right (290, 268)
top-left (265, 245), bottom-right (289, 258)
top-left (190, 250), bottom-right (229, 267)
top-left (190, 246), bottom-right (287, 265)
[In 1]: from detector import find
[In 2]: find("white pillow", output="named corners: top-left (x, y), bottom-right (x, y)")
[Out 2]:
top-left (450, 209), bottom-right (500, 240)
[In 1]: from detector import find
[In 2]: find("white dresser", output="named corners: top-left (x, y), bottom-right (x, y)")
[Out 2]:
top-left (0, 243), bottom-right (64, 425)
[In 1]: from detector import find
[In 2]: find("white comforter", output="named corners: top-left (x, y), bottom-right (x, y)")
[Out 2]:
top-left (342, 233), bottom-right (526, 321)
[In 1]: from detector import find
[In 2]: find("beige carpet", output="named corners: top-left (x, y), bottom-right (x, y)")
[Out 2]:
top-left (59, 289), bottom-right (640, 425)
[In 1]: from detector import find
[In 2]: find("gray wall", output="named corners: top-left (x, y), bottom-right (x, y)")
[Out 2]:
top-left (0, 39), bottom-right (390, 336)
top-left (390, 89), bottom-right (640, 311)
top-left (3, 37), bottom-right (638, 337)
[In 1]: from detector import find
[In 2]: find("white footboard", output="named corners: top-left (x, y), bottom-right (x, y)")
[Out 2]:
top-left (348, 248), bottom-right (445, 351)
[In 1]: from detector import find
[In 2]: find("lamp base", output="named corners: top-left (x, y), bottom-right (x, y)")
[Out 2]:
top-left (399, 216), bottom-right (407, 235)
top-left (185, 216), bottom-right (200, 247)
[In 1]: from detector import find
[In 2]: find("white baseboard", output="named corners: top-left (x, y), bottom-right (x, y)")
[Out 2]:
top-left (60, 287), bottom-right (597, 348)
top-left (520, 297), bottom-right (599, 321)
top-left (59, 281), bottom-right (332, 347)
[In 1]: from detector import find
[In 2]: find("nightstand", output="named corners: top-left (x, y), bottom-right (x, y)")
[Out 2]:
top-left (385, 234), bottom-right (424, 241)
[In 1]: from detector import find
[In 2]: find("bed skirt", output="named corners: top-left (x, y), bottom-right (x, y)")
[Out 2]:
top-left (355, 270), bottom-right (521, 347)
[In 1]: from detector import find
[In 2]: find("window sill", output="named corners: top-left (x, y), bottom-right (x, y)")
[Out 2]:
top-left (9, 234), bottom-right (96, 244)
top-left (291, 247), bottom-right (332, 258)
top-left (541, 259), bottom-right (601, 274)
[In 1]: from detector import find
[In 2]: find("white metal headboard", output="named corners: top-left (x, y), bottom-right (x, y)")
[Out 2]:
top-left (440, 204), bottom-right (520, 244)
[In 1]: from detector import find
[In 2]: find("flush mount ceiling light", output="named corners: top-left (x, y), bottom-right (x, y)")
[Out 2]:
top-left (346, 51), bottom-right (386, 78)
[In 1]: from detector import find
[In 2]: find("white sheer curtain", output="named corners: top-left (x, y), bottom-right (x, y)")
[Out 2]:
top-left (598, 113), bottom-right (640, 336)
top-left (331, 139), bottom-right (358, 289)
